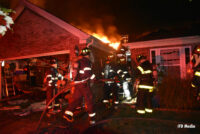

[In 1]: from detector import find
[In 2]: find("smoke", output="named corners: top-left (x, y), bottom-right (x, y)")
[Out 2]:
top-left (74, 16), bottom-right (121, 42)
top-left (27, 0), bottom-right (121, 42)
top-left (63, 0), bottom-right (121, 42)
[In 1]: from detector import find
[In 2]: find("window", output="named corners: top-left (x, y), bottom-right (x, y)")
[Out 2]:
top-left (151, 50), bottom-right (156, 64)
top-left (160, 49), bottom-right (180, 66)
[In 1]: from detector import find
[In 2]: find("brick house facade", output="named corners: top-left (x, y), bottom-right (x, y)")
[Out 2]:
top-left (124, 36), bottom-right (200, 79)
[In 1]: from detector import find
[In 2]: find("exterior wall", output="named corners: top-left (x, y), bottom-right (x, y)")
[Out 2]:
top-left (130, 48), bottom-right (150, 68)
top-left (0, 9), bottom-right (79, 60)
top-left (129, 43), bottom-right (200, 79)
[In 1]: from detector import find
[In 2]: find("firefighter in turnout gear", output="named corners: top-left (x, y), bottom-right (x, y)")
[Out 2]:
top-left (63, 47), bottom-right (96, 125)
top-left (191, 45), bottom-right (200, 101)
top-left (102, 54), bottom-right (119, 108)
top-left (116, 45), bottom-right (134, 104)
top-left (135, 55), bottom-right (154, 114)
top-left (44, 58), bottom-right (64, 114)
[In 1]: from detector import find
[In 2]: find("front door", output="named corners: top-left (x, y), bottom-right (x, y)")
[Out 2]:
top-left (150, 46), bottom-right (191, 79)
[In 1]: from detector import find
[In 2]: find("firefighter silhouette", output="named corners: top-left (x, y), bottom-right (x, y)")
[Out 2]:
top-left (44, 57), bottom-right (64, 114)
top-left (135, 55), bottom-right (154, 114)
top-left (102, 54), bottom-right (119, 108)
top-left (191, 45), bottom-right (200, 101)
top-left (63, 47), bottom-right (96, 125)
top-left (116, 45), bottom-right (134, 104)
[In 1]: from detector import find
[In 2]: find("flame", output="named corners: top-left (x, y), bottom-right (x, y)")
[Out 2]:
top-left (92, 33), bottom-right (120, 50)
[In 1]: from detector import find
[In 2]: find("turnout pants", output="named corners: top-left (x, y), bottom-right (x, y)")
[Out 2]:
top-left (103, 82), bottom-right (119, 103)
top-left (137, 88), bottom-right (153, 111)
top-left (67, 82), bottom-right (94, 114)
top-left (46, 86), bottom-right (60, 108)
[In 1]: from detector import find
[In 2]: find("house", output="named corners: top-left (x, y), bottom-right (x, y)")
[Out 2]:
top-left (0, 0), bottom-right (114, 99)
top-left (124, 35), bottom-right (200, 79)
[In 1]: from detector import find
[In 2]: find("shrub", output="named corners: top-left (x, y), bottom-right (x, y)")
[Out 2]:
top-left (156, 76), bottom-right (200, 110)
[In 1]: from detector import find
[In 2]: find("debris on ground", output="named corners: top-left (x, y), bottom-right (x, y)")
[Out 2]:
top-left (7, 99), bottom-right (29, 105)
top-left (14, 100), bottom-right (46, 116)
top-left (0, 105), bottom-right (21, 111)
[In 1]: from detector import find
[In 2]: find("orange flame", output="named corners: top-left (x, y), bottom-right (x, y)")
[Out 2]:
top-left (92, 33), bottom-right (120, 50)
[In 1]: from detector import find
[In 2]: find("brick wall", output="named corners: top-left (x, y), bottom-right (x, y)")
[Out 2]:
top-left (131, 48), bottom-right (150, 64)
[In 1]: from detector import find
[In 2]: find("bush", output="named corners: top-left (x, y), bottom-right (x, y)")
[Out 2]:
top-left (157, 76), bottom-right (200, 110)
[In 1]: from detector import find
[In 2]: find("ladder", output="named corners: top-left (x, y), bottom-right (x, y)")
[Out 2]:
top-left (4, 75), bottom-right (15, 97)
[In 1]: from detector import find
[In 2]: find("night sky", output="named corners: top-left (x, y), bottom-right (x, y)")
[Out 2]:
top-left (1, 0), bottom-right (199, 41)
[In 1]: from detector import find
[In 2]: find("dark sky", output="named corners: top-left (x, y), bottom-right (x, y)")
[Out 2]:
top-left (1, 0), bottom-right (199, 41)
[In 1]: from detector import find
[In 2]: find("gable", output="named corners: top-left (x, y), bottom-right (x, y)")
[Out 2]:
top-left (0, 8), bottom-right (79, 60)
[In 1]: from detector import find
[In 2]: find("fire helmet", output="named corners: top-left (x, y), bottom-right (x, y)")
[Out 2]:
top-left (80, 47), bottom-right (90, 56)
top-left (50, 57), bottom-right (57, 65)
top-left (136, 55), bottom-right (146, 62)
top-left (119, 45), bottom-right (128, 52)
top-left (107, 54), bottom-right (114, 60)
top-left (193, 45), bottom-right (200, 55)
top-left (105, 54), bottom-right (114, 64)
top-left (117, 46), bottom-right (126, 54)
top-left (117, 55), bottom-right (126, 64)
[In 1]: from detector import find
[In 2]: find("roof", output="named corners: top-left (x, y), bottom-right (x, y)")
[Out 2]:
top-left (124, 35), bottom-right (200, 49)
top-left (0, 0), bottom-right (114, 61)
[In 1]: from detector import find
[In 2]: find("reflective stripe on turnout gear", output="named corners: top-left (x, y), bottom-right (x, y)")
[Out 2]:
top-left (145, 108), bottom-right (153, 113)
top-left (114, 101), bottom-right (119, 104)
top-left (79, 70), bottom-right (84, 74)
top-left (90, 74), bottom-right (95, 80)
top-left (65, 110), bottom-right (73, 116)
top-left (47, 75), bottom-right (52, 78)
top-left (191, 83), bottom-right (196, 88)
top-left (138, 85), bottom-right (154, 90)
top-left (109, 69), bottom-right (114, 72)
top-left (137, 110), bottom-right (145, 114)
top-left (105, 81), bottom-right (114, 84)
top-left (123, 71), bottom-right (128, 74)
top-left (46, 73), bottom-right (63, 86)
top-left (137, 66), bottom-right (152, 74)
top-left (79, 67), bottom-right (92, 74)
top-left (89, 120), bottom-right (96, 125)
top-left (74, 78), bottom-right (89, 84)
top-left (194, 71), bottom-right (200, 77)
top-left (89, 113), bottom-right (96, 117)
top-left (117, 70), bottom-right (122, 74)
top-left (103, 100), bottom-right (109, 103)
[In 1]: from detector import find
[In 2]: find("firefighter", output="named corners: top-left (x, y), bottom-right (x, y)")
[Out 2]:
top-left (191, 45), bottom-right (200, 101)
top-left (63, 47), bottom-right (96, 125)
top-left (44, 57), bottom-right (64, 114)
top-left (102, 54), bottom-right (119, 108)
top-left (116, 45), bottom-right (134, 104)
top-left (135, 55), bottom-right (154, 114)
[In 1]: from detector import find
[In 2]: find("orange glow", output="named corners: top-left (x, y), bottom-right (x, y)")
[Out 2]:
top-left (187, 69), bottom-right (192, 73)
top-left (92, 33), bottom-right (120, 50)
